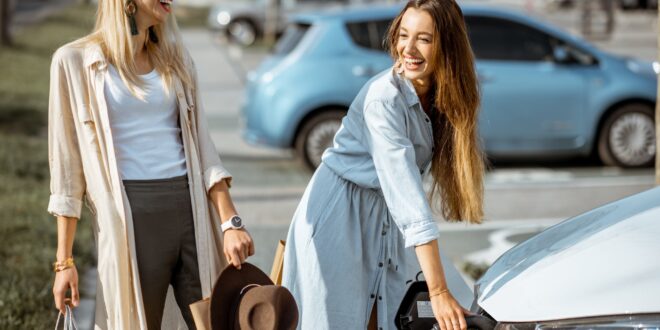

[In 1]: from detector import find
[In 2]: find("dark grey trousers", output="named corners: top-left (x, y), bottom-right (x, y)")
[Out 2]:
top-left (124, 175), bottom-right (202, 330)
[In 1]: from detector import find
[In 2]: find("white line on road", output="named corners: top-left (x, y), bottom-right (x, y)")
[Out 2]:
top-left (464, 226), bottom-right (542, 265)
top-left (486, 176), bottom-right (653, 190)
top-left (438, 218), bottom-right (563, 232)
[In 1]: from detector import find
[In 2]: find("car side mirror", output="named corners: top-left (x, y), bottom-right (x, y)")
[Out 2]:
top-left (553, 46), bottom-right (570, 64)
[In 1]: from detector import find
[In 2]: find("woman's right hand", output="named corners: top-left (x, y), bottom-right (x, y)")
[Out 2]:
top-left (223, 229), bottom-right (255, 270)
top-left (53, 266), bottom-right (79, 315)
top-left (430, 291), bottom-right (468, 330)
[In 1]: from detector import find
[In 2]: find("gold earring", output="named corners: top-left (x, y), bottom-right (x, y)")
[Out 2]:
top-left (395, 60), bottom-right (404, 74)
top-left (125, 0), bottom-right (138, 36)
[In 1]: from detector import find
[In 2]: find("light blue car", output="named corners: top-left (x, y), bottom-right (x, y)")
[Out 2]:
top-left (241, 4), bottom-right (658, 170)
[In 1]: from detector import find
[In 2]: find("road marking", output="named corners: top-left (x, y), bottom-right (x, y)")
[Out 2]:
top-left (438, 218), bottom-right (564, 232)
top-left (487, 176), bottom-right (653, 190)
top-left (464, 226), bottom-right (547, 265)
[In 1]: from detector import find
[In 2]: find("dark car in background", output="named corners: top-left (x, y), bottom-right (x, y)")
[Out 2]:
top-left (240, 4), bottom-right (658, 170)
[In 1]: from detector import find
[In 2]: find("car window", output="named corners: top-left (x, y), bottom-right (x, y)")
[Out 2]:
top-left (551, 38), bottom-right (598, 65)
top-left (346, 19), bottom-right (392, 52)
top-left (465, 16), bottom-right (554, 62)
top-left (374, 19), bottom-right (393, 50)
top-left (273, 23), bottom-right (311, 55)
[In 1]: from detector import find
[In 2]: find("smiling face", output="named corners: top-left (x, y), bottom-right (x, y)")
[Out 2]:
top-left (134, 0), bottom-right (173, 27)
top-left (395, 8), bottom-right (436, 87)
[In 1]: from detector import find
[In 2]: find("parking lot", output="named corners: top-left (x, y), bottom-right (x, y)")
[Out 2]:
top-left (183, 3), bottom-right (657, 272)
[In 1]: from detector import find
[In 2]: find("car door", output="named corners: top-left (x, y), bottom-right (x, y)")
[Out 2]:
top-left (465, 15), bottom-right (590, 156)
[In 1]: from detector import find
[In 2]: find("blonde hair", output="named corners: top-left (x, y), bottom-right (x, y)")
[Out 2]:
top-left (77, 0), bottom-right (193, 98)
top-left (386, 0), bottom-right (485, 223)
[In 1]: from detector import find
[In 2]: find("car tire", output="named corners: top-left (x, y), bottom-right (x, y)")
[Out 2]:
top-left (227, 19), bottom-right (258, 47)
top-left (597, 103), bottom-right (655, 167)
top-left (619, 0), bottom-right (637, 10)
top-left (295, 110), bottom-right (346, 171)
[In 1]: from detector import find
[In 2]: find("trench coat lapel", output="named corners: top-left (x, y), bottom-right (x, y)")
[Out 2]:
top-left (91, 66), bottom-right (129, 225)
top-left (173, 75), bottom-right (214, 293)
top-left (85, 45), bottom-right (147, 328)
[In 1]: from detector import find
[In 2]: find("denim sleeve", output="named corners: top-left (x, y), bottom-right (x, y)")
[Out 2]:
top-left (363, 100), bottom-right (439, 248)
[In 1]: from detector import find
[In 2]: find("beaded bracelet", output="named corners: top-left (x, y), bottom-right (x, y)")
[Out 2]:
top-left (53, 257), bottom-right (75, 273)
top-left (429, 288), bottom-right (449, 298)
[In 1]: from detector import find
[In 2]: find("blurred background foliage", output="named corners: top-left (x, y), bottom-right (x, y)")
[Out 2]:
top-left (0, 4), bottom-right (96, 327)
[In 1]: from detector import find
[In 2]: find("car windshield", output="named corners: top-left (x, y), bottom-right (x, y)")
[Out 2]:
top-left (273, 22), bottom-right (311, 55)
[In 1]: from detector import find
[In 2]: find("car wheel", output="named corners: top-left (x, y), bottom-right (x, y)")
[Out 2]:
top-left (597, 104), bottom-right (655, 167)
top-left (227, 19), bottom-right (257, 47)
top-left (619, 0), bottom-right (637, 10)
top-left (295, 110), bottom-right (345, 171)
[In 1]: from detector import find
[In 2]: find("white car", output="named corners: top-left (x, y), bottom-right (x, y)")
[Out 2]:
top-left (470, 186), bottom-right (660, 328)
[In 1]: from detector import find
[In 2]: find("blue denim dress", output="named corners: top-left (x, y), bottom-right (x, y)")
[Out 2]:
top-left (283, 69), bottom-right (448, 329)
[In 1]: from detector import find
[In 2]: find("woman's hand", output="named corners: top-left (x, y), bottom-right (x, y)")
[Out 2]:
top-left (223, 229), bottom-right (255, 270)
top-left (209, 180), bottom-right (254, 270)
top-left (414, 240), bottom-right (470, 330)
top-left (431, 291), bottom-right (469, 330)
top-left (53, 266), bottom-right (79, 315)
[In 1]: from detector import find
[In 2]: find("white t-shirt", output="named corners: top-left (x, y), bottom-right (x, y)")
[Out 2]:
top-left (104, 65), bottom-right (187, 180)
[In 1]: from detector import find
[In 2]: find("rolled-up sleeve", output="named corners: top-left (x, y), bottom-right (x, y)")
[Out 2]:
top-left (196, 101), bottom-right (232, 191)
top-left (47, 50), bottom-right (85, 219)
top-left (363, 100), bottom-right (439, 247)
top-left (189, 59), bottom-right (233, 192)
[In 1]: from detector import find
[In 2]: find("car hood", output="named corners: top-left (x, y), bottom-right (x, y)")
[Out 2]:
top-left (474, 187), bottom-right (660, 322)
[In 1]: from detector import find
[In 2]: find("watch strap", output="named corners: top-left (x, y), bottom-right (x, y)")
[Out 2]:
top-left (221, 215), bottom-right (244, 232)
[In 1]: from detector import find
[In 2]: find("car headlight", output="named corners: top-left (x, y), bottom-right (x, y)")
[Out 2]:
top-left (216, 11), bottom-right (231, 26)
top-left (261, 72), bottom-right (274, 84)
top-left (627, 59), bottom-right (657, 78)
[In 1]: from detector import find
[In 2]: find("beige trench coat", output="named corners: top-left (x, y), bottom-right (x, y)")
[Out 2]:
top-left (47, 41), bottom-right (230, 329)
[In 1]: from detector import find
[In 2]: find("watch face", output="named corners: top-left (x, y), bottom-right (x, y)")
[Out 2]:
top-left (231, 216), bottom-right (242, 227)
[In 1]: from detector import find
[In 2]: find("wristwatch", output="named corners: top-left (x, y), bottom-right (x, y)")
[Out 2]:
top-left (221, 215), bottom-right (244, 232)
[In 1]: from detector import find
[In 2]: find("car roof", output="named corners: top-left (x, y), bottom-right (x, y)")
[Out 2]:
top-left (291, 3), bottom-right (539, 23)
top-left (289, 3), bottom-right (599, 54)
top-left (291, 4), bottom-right (402, 23)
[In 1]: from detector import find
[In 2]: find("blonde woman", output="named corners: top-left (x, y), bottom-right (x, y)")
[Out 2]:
top-left (48, 0), bottom-right (254, 328)
top-left (282, 0), bottom-right (484, 329)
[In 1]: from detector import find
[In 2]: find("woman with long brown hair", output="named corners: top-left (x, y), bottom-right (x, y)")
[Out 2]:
top-left (281, 0), bottom-right (484, 328)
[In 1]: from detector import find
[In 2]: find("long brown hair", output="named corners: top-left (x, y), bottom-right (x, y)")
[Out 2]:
top-left (386, 0), bottom-right (484, 223)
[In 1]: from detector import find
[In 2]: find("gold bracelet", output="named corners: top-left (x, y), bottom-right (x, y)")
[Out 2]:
top-left (53, 257), bottom-right (75, 273)
top-left (429, 288), bottom-right (449, 298)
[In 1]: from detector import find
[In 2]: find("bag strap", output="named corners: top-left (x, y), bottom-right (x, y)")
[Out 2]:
top-left (55, 304), bottom-right (79, 330)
